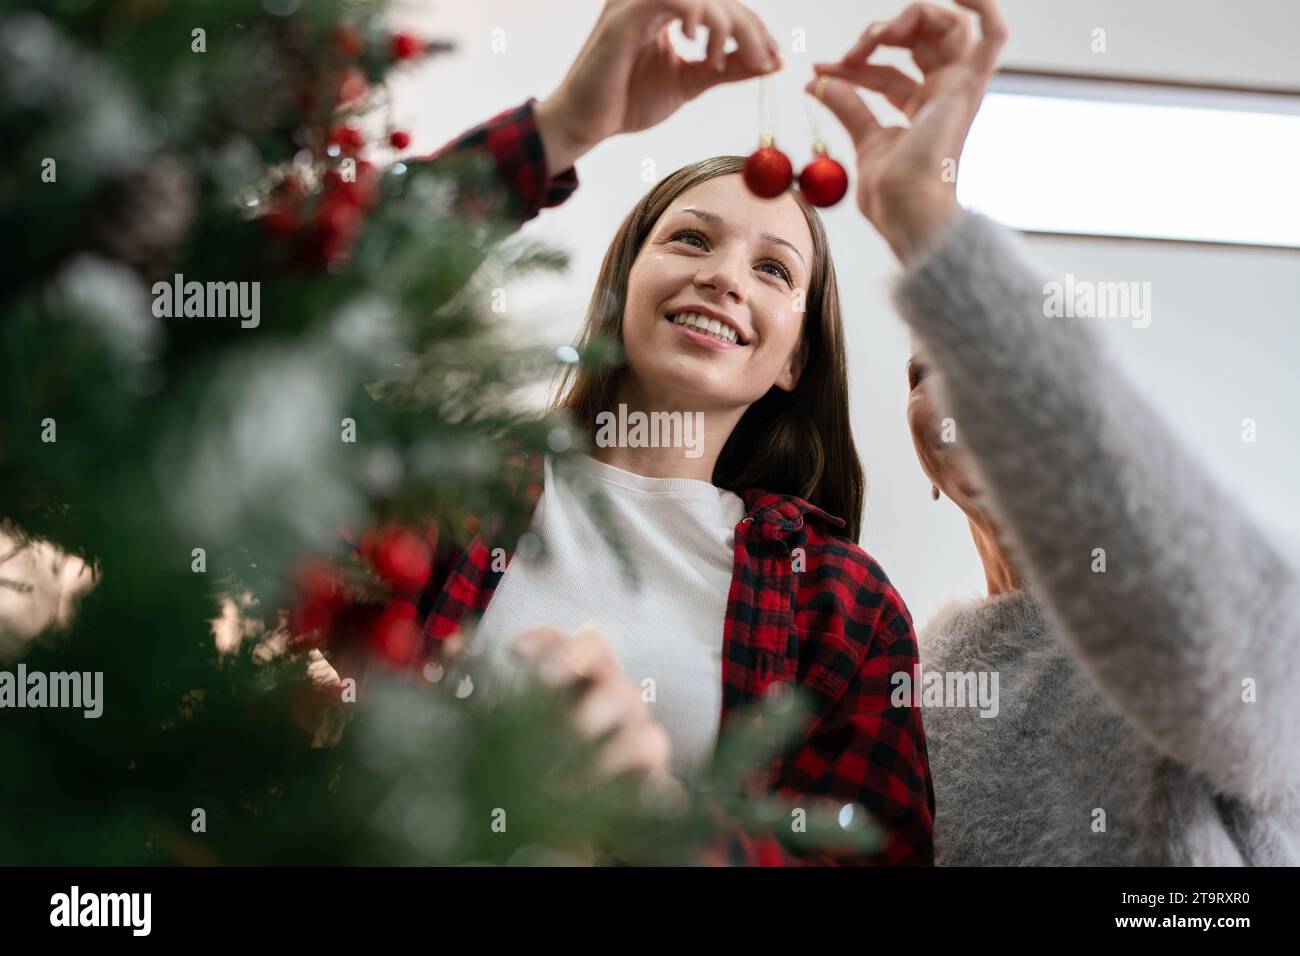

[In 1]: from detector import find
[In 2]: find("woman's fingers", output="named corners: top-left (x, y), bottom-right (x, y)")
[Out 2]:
top-left (953, 0), bottom-right (1008, 75)
top-left (812, 61), bottom-right (922, 117)
top-left (757, 8), bottom-right (784, 67)
top-left (512, 625), bottom-right (621, 692)
top-left (592, 720), bottom-right (673, 782)
top-left (510, 625), bottom-right (576, 685)
top-left (672, 0), bottom-right (703, 40)
top-left (681, 47), bottom-right (768, 97)
top-left (836, 4), bottom-right (930, 67)
top-left (553, 626), bottom-right (622, 685)
top-left (881, 3), bottom-right (973, 74)
top-left (725, 2), bottom-right (765, 72)
top-left (804, 76), bottom-right (884, 149)
top-left (841, 21), bottom-right (887, 66)
top-left (571, 677), bottom-right (645, 740)
top-left (815, 0), bottom-right (1005, 136)
top-left (835, 2), bottom-right (973, 76)
top-left (509, 625), bottom-right (567, 663)
top-left (691, 0), bottom-right (778, 75)
top-left (729, 1), bottom-right (779, 72)
top-left (881, 3), bottom-right (968, 48)
top-left (699, 3), bottom-right (733, 72)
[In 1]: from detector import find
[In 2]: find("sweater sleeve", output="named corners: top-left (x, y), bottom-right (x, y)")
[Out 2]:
top-left (414, 97), bottom-right (579, 226)
top-left (891, 211), bottom-right (1300, 812)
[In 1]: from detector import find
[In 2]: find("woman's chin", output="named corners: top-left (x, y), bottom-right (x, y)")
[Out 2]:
top-left (628, 358), bottom-right (723, 408)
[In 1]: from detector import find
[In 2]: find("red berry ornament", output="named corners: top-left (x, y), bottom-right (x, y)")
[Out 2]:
top-left (743, 132), bottom-right (793, 199)
top-left (324, 161), bottom-right (378, 208)
top-left (370, 599), bottom-right (422, 666)
top-left (389, 130), bottom-right (411, 150)
top-left (289, 558), bottom-right (347, 641)
top-left (370, 525), bottom-right (432, 594)
top-left (391, 32), bottom-right (425, 60)
top-left (329, 123), bottom-right (366, 152)
top-left (798, 144), bottom-right (849, 208)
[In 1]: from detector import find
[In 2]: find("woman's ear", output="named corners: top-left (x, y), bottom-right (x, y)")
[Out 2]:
top-left (774, 337), bottom-right (809, 392)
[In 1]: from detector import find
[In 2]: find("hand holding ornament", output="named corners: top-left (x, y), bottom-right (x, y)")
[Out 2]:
top-left (536, 0), bottom-right (784, 178)
top-left (810, 0), bottom-right (1008, 264)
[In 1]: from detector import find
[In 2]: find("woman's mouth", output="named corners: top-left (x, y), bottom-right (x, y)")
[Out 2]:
top-left (664, 311), bottom-right (745, 348)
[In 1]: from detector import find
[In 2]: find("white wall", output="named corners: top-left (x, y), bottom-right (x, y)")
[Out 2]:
top-left (389, 1), bottom-right (1300, 626)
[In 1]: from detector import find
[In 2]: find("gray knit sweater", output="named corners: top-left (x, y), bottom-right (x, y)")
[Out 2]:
top-left (891, 212), bottom-right (1300, 865)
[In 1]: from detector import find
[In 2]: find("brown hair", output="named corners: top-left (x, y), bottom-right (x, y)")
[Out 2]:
top-left (551, 156), bottom-right (864, 542)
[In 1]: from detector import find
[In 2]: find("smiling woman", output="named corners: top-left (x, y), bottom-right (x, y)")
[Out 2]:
top-left (406, 110), bottom-right (932, 866)
top-left (445, 143), bottom-right (932, 865)
top-left (555, 157), bottom-right (863, 531)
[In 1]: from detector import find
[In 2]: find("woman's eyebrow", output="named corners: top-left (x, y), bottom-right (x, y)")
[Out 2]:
top-left (670, 207), bottom-right (807, 272)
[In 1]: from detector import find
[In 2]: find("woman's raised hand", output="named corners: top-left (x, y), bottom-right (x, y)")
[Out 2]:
top-left (536, 0), bottom-right (783, 176)
top-left (808, 0), bottom-right (1007, 265)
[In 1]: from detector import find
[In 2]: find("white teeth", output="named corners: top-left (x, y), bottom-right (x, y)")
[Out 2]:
top-left (669, 312), bottom-right (739, 344)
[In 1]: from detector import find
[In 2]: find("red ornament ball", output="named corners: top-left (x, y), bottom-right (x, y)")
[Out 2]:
top-left (391, 32), bottom-right (425, 60)
top-left (798, 154), bottom-right (849, 207)
top-left (318, 195), bottom-right (363, 241)
top-left (389, 130), bottom-right (411, 150)
top-left (329, 123), bottom-right (366, 152)
top-left (369, 525), bottom-right (432, 594)
top-left (370, 599), bottom-right (422, 666)
top-left (323, 161), bottom-right (379, 216)
top-left (743, 145), bottom-right (793, 199)
top-left (288, 558), bottom-right (347, 640)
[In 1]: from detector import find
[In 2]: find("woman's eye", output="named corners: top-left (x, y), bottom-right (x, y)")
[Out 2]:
top-left (908, 362), bottom-right (930, 390)
top-left (669, 230), bottom-right (792, 285)
top-left (759, 261), bottom-right (793, 284)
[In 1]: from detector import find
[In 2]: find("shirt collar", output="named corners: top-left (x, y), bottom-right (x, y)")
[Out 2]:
top-left (739, 488), bottom-right (846, 535)
top-left (509, 450), bottom-right (845, 537)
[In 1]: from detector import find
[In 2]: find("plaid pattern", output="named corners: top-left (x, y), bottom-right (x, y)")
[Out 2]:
top-left (411, 101), bottom-right (935, 866)
top-left (420, 97), bottom-right (579, 223)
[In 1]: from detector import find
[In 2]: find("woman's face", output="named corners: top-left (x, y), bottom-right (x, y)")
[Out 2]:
top-left (906, 350), bottom-right (984, 514)
top-left (620, 174), bottom-right (814, 412)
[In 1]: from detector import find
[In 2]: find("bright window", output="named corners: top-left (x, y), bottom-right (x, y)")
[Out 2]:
top-left (956, 73), bottom-right (1300, 248)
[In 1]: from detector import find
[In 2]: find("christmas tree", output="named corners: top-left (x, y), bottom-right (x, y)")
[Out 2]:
top-left (0, 0), bottom-right (878, 865)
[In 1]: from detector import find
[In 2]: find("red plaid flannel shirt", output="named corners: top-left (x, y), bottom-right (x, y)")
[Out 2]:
top-left (410, 99), bottom-right (935, 866)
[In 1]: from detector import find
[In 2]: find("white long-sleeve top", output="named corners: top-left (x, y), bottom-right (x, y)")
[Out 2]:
top-left (472, 453), bottom-right (745, 780)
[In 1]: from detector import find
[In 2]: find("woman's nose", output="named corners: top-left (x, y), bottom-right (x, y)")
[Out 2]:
top-left (693, 249), bottom-right (747, 303)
